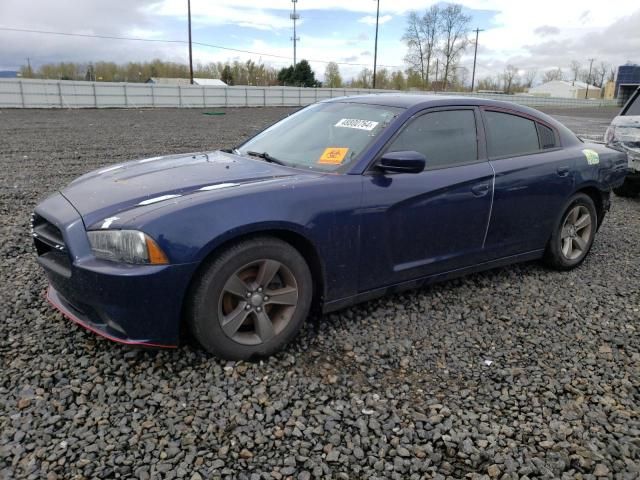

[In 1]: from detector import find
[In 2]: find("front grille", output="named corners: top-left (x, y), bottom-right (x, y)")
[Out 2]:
top-left (31, 213), bottom-right (71, 277)
top-left (31, 213), bottom-right (66, 253)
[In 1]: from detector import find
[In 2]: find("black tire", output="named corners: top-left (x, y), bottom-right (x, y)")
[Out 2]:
top-left (187, 237), bottom-right (313, 360)
top-left (544, 193), bottom-right (597, 271)
top-left (613, 178), bottom-right (640, 198)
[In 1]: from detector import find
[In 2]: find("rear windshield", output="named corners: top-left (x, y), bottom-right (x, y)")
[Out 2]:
top-left (623, 89), bottom-right (640, 116)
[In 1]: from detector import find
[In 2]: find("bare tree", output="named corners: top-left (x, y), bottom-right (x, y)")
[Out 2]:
top-left (477, 75), bottom-right (500, 91)
top-left (569, 60), bottom-right (581, 82)
top-left (351, 68), bottom-right (373, 88)
top-left (421, 5), bottom-right (441, 87)
top-left (457, 66), bottom-right (470, 89)
top-left (324, 62), bottom-right (342, 88)
top-left (578, 68), bottom-right (592, 84)
top-left (595, 61), bottom-right (609, 88)
top-left (402, 12), bottom-right (426, 86)
top-left (607, 66), bottom-right (616, 83)
top-left (403, 7), bottom-right (442, 88)
top-left (502, 65), bottom-right (519, 94)
top-left (439, 4), bottom-right (471, 91)
top-left (543, 67), bottom-right (563, 82)
top-left (523, 69), bottom-right (537, 88)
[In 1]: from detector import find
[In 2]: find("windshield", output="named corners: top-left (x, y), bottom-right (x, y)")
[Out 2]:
top-left (237, 102), bottom-right (403, 172)
top-left (622, 89), bottom-right (640, 116)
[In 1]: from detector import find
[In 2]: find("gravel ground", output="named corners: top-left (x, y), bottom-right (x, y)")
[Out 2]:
top-left (1, 107), bottom-right (639, 480)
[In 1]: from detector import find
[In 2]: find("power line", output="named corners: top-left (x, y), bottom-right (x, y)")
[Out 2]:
top-left (0, 26), bottom-right (404, 69)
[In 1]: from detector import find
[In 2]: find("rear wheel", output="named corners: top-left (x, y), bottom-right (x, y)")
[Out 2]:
top-left (613, 177), bottom-right (640, 198)
top-left (187, 237), bottom-right (312, 360)
top-left (544, 193), bottom-right (597, 270)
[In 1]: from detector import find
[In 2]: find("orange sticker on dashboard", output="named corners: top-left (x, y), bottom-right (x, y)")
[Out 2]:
top-left (318, 147), bottom-right (348, 165)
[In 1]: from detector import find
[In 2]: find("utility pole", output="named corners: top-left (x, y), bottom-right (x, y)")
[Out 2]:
top-left (188, 0), bottom-right (194, 84)
top-left (290, 0), bottom-right (300, 67)
top-left (26, 57), bottom-right (32, 78)
top-left (372, 0), bottom-right (380, 89)
top-left (585, 57), bottom-right (595, 99)
top-left (470, 28), bottom-right (483, 92)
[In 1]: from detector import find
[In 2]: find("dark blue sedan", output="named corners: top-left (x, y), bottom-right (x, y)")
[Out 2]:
top-left (33, 95), bottom-right (628, 359)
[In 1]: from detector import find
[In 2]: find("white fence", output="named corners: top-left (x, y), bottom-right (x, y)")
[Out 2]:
top-left (0, 79), bottom-right (621, 109)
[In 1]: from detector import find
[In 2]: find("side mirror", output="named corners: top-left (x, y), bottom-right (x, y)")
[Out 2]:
top-left (378, 151), bottom-right (426, 174)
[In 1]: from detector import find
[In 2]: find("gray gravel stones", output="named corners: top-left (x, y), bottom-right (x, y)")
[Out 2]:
top-left (1, 107), bottom-right (639, 479)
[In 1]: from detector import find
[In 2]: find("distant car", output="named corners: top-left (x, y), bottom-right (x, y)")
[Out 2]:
top-left (33, 95), bottom-right (628, 359)
top-left (606, 86), bottom-right (640, 197)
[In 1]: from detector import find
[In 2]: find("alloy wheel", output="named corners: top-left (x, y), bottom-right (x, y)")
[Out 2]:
top-left (218, 259), bottom-right (299, 345)
top-left (560, 205), bottom-right (592, 260)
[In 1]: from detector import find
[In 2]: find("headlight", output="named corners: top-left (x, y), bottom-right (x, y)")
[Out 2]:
top-left (87, 230), bottom-right (168, 264)
top-left (605, 126), bottom-right (615, 145)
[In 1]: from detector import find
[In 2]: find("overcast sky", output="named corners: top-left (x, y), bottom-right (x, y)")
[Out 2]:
top-left (1, 0), bottom-right (639, 83)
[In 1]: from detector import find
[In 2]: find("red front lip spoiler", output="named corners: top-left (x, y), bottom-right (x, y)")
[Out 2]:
top-left (45, 285), bottom-right (177, 349)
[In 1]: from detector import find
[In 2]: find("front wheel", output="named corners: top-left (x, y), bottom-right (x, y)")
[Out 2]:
top-left (544, 193), bottom-right (597, 270)
top-left (187, 237), bottom-right (313, 360)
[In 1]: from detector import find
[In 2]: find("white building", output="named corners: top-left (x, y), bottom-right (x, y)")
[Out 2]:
top-left (528, 80), bottom-right (601, 99)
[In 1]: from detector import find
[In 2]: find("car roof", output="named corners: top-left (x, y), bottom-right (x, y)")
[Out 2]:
top-left (324, 93), bottom-right (533, 111)
top-left (324, 93), bottom-right (581, 146)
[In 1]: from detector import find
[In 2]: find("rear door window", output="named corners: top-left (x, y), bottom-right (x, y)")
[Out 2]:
top-left (484, 111), bottom-right (540, 158)
top-left (536, 123), bottom-right (557, 149)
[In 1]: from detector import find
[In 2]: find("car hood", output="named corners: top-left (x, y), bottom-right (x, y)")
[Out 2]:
top-left (610, 115), bottom-right (640, 161)
top-left (61, 150), bottom-right (304, 226)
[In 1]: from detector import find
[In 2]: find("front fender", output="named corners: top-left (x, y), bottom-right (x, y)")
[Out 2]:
top-left (121, 175), bottom-right (363, 302)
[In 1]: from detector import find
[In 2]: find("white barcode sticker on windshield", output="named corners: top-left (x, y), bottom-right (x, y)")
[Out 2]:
top-left (335, 118), bottom-right (379, 131)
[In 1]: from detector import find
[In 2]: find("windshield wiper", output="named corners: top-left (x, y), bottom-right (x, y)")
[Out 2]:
top-left (246, 150), bottom-right (287, 166)
top-left (220, 148), bottom-right (242, 155)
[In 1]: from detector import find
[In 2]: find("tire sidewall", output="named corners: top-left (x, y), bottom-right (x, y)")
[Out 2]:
top-left (548, 193), bottom-right (597, 269)
top-left (189, 238), bottom-right (313, 360)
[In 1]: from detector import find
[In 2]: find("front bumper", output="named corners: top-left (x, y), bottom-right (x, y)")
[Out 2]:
top-left (46, 286), bottom-right (175, 347)
top-left (34, 192), bottom-right (197, 347)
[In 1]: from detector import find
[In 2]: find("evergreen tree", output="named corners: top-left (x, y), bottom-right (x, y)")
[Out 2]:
top-left (221, 65), bottom-right (234, 85)
top-left (278, 60), bottom-right (318, 87)
top-left (293, 60), bottom-right (318, 87)
top-left (277, 66), bottom-right (294, 86)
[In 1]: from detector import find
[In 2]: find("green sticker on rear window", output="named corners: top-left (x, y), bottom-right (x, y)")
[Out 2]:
top-left (583, 149), bottom-right (599, 165)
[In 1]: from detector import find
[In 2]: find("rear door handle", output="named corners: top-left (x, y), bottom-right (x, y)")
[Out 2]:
top-left (557, 166), bottom-right (570, 177)
top-left (471, 183), bottom-right (490, 197)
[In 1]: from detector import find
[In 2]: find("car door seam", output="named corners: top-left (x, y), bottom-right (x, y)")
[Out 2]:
top-left (482, 162), bottom-right (496, 249)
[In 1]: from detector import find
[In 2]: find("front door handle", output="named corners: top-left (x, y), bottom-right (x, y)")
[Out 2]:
top-left (557, 165), bottom-right (570, 177)
top-left (471, 183), bottom-right (490, 197)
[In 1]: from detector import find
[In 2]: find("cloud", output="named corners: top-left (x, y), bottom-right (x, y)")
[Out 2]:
top-left (524, 10), bottom-right (640, 67)
top-left (533, 25), bottom-right (560, 36)
top-left (147, 1), bottom-right (291, 31)
top-left (1, 0), bottom-right (639, 83)
top-left (0, 0), bottom-right (175, 70)
top-left (358, 15), bottom-right (393, 26)
top-left (579, 10), bottom-right (591, 23)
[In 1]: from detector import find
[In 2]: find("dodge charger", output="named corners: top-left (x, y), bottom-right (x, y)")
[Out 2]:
top-left (32, 95), bottom-right (628, 359)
